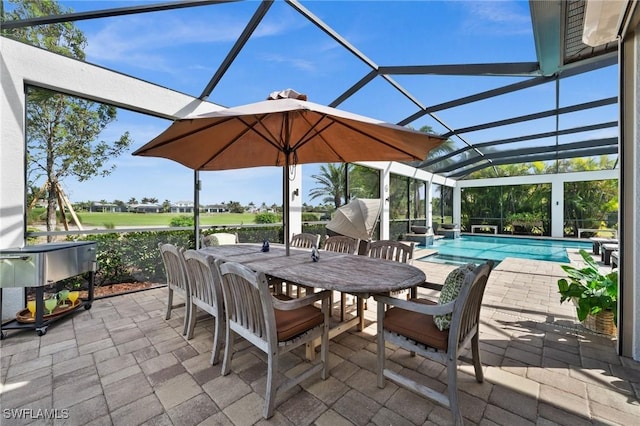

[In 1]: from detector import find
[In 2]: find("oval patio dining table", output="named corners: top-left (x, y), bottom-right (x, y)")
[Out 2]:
top-left (199, 243), bottom-right (427, 358)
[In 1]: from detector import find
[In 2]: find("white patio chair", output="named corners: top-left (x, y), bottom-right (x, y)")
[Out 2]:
top-left (201, 232), bottom-right (239, 247)
top-left (290, 232), bottom-right (321, 248)
top-left (158, 243), bottom-right (190, 335)
top-left (214, 259), bottom-right (331, 419)
top-left (183, 249), bottom-right (225, 364)
top-left (365, 239), bottom-right (415, 301)
top-left (322, 235), bottom-right (359, 320)
top-left (373, 261), bottom-right (493, 426)
top-left (276, 233), bottom-right (321, 296)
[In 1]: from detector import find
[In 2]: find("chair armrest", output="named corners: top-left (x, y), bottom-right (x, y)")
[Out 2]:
top-left (272, 290), bottom-right (331, 310)
top-left (373, 293), bottom-right (455, 316)
top-left (417, 281), bottom-right (443, 291)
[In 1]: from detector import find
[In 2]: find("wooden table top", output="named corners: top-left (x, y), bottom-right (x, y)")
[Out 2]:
top-left (200, 244), bottom-right (426, 295)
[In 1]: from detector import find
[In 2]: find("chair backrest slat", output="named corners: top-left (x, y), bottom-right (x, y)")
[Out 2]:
top-left (366, 240), bottom-right (414, 264)
top-left (291, 233), bottom-right (321, 248)
top-left (183, 250), bottom-right (223, 311)
top-left (158, 243), bottom-right (188, 293)
top-left (323, 235), bottom-right (358, 254)
top-left (216, 260), bottom-right (275, 345)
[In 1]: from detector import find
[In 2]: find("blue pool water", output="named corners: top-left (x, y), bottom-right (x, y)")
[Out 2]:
top-left (418, 235), bottom-right (592, 266)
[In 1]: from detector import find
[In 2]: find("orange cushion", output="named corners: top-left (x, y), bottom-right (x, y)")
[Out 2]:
top-left (274, 304), bottom-right (324, 342)
top-left (383, 298), bottom-right (449, 351)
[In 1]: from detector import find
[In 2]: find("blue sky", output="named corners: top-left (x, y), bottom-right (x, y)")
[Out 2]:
top-left (34, 1), bottom-right (616, 205)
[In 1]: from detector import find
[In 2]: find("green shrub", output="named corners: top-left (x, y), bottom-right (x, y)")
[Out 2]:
top-left (255, 212), bottom-right (279, 224)
top-left (70, 230), bottom-right (195, 286)
top-left (301, 212), bottom-right (318, 221)
top-left (26, 208), bottom-right (46, 225)
top-left (237, 226), bottom-right (282, 244)
top-left (57, 226), bottom-right (295, 288)
top-left (169, 215), bottom-right (194, 227)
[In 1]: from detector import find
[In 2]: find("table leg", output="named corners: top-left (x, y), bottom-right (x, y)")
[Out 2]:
top-left (305, 341), bottom-right (316, 361)
top-left (357, 297), bottom-right (365, 331)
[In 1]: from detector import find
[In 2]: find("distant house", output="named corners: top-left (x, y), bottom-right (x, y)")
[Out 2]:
top-left (202, 204), bottom-right (230, 213)
top-left (129, 203), bottom-right (161, 213)
top-left (32, 198), bottom-right (48, 209)
top-left (170, 201), bottom-right (195, 213)
top-left (90, 203), bottom-right (121, 213)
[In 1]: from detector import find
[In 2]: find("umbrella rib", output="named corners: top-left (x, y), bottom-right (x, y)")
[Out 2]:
top-left (325, 116), bottom-right (430, 161)
top-left (135, 116), bottom-right (237, 154)
top-left (243, 114), bottom-right (291, 163)
top-left (292, 113), bottom-right (348, 162)
top-left (196, 114), bottom-right (287, 169)
top-left (293, 113), bottom-right (427, 161)
top-left (195, 117), bottom-right (258, 169)
top-left (198, 114), bottom-right (290, 169)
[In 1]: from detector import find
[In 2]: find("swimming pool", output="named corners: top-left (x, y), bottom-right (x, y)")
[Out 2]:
top-left (417, 235), bottom-right (592, 265)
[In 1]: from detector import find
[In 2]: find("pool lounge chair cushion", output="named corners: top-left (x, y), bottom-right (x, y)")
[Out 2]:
top-left (434, 263), bottom-right (476, 331)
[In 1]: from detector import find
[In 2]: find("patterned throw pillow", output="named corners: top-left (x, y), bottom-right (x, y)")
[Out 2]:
top-left (433, 263), bottom-right (476, 331)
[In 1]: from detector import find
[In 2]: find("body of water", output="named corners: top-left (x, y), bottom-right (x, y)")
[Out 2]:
top-left (417, 235), bottom-right (592, 266)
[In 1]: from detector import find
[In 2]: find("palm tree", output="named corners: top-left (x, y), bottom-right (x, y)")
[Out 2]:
top-left (309, 163), bottom-right (347, 208)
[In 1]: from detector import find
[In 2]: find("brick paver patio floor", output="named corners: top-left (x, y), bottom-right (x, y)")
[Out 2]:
top-left (2, 254), bottom-right (639, 425)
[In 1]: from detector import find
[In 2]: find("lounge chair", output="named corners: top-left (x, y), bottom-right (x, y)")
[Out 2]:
top-left (601, 243), bottom-right (619, 265)
top-left (611, 250), bottom-right (619, 269)
top-left (589, 236), bottom-right (617, 255)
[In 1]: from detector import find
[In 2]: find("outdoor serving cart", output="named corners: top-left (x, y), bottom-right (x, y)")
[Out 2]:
top-left (0, 241), bottom-right (96, 338)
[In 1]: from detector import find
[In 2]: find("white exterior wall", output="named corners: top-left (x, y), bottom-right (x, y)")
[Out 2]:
top-left (620, 15), bottom-right (640, 360)
top-left (551, 175), bottom-right (565, 237)
top-left (288, 165), bottom-right (303, 239)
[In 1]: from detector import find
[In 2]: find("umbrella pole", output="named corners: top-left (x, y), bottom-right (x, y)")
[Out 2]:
top-left (194, 170), bottom-right (201, 249)
top-left (284, 162), bottom-right (290, 256)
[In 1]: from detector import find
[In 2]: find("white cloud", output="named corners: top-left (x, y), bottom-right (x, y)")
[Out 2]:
top-left (82, 6), bottom-right (306, 72)
top-left (459, 1), bottom-right (531, 36)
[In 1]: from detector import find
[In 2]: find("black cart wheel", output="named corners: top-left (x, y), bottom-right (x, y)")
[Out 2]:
top-left (84, 303), bottom-right (92, 310)
top-left (37, 328), bottom-right (47, 336)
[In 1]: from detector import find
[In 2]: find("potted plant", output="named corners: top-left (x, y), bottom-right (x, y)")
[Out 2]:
top-left (557, 249), bottom-right (618, 335)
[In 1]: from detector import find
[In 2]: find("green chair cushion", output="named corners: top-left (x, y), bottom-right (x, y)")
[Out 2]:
top-left (433, 263), bottom-right (476, 331)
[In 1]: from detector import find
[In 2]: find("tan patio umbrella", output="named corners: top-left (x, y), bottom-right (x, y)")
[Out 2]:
top-left (326, 198), bottom-right (382, 241)
top-left (133, 89), bottom-right (444, 254)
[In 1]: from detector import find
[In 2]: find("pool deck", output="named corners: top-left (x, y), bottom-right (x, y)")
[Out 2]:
top-left (1, 252), bottom-right (638, 425)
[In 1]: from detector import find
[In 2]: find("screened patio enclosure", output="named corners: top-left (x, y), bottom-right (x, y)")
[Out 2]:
top-left (1, 1), bottom-right (638, 359)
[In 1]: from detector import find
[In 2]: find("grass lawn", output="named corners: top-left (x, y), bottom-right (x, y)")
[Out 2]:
top-left (71, 212), bottom-right (261, 227)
